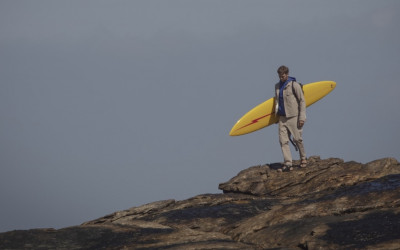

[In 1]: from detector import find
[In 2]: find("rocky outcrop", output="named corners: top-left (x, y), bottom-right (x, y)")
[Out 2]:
top-left (219, 156), bottom-right (400, 197)
top-left (1, 156), bottom-right (400, 249)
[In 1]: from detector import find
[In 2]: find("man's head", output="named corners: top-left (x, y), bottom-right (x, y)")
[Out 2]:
top-left (277, 65), bottom-right (289, 83)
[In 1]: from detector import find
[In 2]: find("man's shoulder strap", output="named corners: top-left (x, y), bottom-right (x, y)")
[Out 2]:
top-left (291, 81), bottom-right (304, 100)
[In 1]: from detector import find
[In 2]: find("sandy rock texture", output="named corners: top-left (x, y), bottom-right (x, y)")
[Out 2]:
top-left (1, 156), bottom-right (399, 249)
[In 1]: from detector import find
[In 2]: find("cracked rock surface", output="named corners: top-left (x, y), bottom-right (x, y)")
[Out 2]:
top-left (1, 156), bottom-right (400, 249)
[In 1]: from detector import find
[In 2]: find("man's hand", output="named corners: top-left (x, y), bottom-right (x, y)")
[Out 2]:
top-left (298, 120), bottom-right (305, 128)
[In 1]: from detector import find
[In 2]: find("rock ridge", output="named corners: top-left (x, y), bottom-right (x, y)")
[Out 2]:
top-left (1, 156), bottom-right (400, 249)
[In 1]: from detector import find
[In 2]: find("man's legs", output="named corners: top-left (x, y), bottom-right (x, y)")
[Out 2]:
top-left (279, 116), bottom-right (292, 166)
top-left (286, 116), bottom-right (307, 161)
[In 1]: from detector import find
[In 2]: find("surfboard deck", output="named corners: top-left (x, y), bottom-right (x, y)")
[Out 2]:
top-left (229, 81), bottom-right (336, 136)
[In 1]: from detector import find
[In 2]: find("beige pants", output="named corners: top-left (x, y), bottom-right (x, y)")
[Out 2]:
top-left (279, 116), bottom-right (306, 166)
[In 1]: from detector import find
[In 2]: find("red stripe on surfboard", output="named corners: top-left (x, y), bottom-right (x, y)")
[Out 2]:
top-left (235, 112), bottom-right (274, 132)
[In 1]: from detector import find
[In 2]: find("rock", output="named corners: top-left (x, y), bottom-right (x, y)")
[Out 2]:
top-left (218, 156), bottom-right (400, 197)
top-left (1, 156), bottom-right (400, 249)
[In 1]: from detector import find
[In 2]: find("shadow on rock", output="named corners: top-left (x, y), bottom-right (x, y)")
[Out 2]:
top-left (321, 211), bottom-right (400, 248)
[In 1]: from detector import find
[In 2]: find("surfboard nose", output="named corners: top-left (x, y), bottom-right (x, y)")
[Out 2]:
top-left (229, 123), bottom-right (240, 136)
top-left (331, 81), bottom-right (336, 89)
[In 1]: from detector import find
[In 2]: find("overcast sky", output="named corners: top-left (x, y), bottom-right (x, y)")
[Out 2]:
top-left (1, 0), bottom-right (399, 232)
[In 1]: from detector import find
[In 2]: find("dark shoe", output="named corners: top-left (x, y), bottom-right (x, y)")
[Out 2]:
top-left (278, 165), bottom-right (293, 172)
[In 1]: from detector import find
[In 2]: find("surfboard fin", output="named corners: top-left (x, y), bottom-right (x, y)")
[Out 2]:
top-left (289, 136), bottom-right (299, 151)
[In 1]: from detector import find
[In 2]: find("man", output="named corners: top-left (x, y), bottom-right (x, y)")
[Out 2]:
top-left (275, 65), bottom-right (307, 171)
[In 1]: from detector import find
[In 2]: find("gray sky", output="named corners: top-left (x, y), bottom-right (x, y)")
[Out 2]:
top-left (1, 0), bottom-right (399, 232)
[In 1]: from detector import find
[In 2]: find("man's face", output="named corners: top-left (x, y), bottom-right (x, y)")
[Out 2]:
top-left (279, 73), bottom-right (289, 83)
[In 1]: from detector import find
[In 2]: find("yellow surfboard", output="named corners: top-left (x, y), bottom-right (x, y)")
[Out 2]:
top-left (229, 81), bottom-right (336, 136)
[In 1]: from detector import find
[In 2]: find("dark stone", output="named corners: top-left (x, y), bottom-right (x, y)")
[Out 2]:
top-left (1, 156), bottom-right (400, 249)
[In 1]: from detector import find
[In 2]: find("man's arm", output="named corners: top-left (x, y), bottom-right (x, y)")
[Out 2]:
top-left (293, 82), bottom-right (306, 126)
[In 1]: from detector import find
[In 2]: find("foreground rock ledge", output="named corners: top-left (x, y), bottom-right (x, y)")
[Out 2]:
top-left (1, 156), bottom-right (400, 250)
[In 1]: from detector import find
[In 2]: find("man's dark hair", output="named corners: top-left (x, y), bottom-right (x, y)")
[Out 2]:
top-left (277, 65), bottom-right (289, 75)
